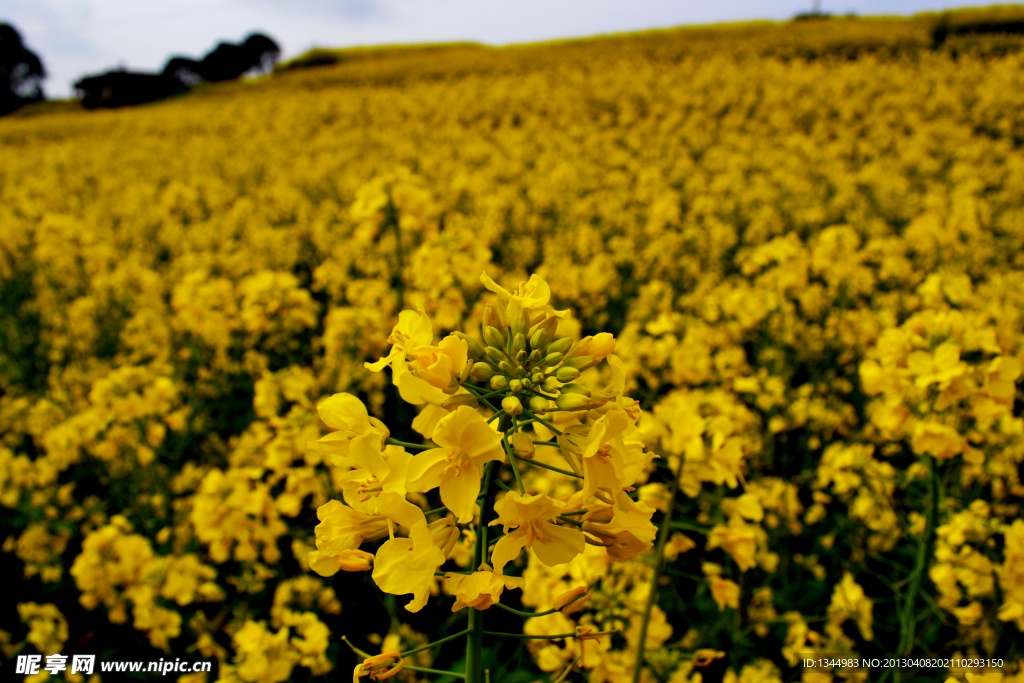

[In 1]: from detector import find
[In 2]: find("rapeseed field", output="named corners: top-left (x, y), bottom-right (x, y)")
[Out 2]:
top-left (2, 9), bottom-right (1024, 683)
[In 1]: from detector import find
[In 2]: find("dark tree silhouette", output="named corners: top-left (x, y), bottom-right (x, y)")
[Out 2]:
top-left (184, 33), bottom-right (281, 82)
top-left (74, 70), bottom-right (188, 110)
top-left (1, 23), bottom-right (46, 116)
top-left (161, 56), bottom-right (204, 86)
top-left (242, 33), bottom-right (281, 76)
top-left (76, 32), bottom-right (281, 109)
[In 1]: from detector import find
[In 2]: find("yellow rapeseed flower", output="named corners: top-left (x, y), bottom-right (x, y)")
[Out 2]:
top-left (406, 406), bottom-right (505, 523)
top-left (489, 492), bottom-right (585, 573)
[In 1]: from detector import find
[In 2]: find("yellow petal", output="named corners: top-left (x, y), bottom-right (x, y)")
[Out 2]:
top-left (406, 449), bottom-right (454, 493)
top-left (532, 522), bottom-right (585, 567)
top-left (412, 404), bottom-right (449, 440)
top-left (376, 492), bottom-right (426, 531)
top-left (365, 348), bottom-right (399, 373)
top-left (318, 393), bottom-right (370, 431)
top-left (491, 529), bottom-right (529, 574)
top-left (433, 406), bottom-right (503, 459)
top-left (480, 271), bottom-right (515, 300)
top-left (440, 468), bottom-right (482, 524)
top-left (396, 371), bottom-right (449, 406)
top-left (407, 519), bottom-right (447, 571)
top-left (307, 550), bottom-right (342, 577)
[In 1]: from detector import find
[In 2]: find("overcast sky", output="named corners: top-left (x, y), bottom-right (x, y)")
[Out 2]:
top-left (1, 0), bottom-right (1003, 98)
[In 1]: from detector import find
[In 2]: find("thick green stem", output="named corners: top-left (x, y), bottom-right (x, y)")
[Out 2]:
top-left (467, 457), bottom-right (501, 683)
top-left (898, 456), bottom-right (938, 656)
top-left (467, 610), bottom-right (484, 683)
top-left (632, 455), bottom-right (686, 683)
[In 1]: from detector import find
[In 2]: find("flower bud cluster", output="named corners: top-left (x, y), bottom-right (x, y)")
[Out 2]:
top-left (458, 304), bottom-right (615, 414)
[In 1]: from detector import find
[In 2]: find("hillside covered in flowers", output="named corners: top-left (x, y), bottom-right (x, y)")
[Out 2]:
top-left (2, 8), bottom-right (1024, 683)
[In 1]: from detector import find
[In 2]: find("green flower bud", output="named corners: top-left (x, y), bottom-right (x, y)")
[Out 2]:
top-left (555, 393), bottom-right (590, 411)
top-left (555, 366), bottom-right (581, 382)
top-left (527, 349), bottom-right (543, 366)
top-left (543, 352), bottom-right (563, 366)
top-left (531, 372), bottom-right (545, 385)
top-left (499, 360), bottom-right (516, 376)
top-left (490, 375), bottom-right (508, 391)
top-left (483, 326), bottom-right (506, 350)
top-left (501, 395), bottom-right (524, 416)
top-left (511, 309), bottom-right (530, 339)
top-left (533, 316), bottom-right (557, 339)
top-left (442, 393), bottom-right (479, 409)
top-left (485, 347), bottom-right (505, 364)
top-left (541, 377), bottom-right (561, 393)
top-left (559, 383), bottom-right (591, 396)
top-left (547, 337), bottom-right (573, 355)
top-left (509, 432), bottom-right (534, 458)
top-left (512, 333), bottom-right (526, 355)
top-left (471, 362), bottom-right (494, 382)
top-left (562, 355), bottom-right (595, 371)
top-left (483, 304), bottom-right (501, 330)
top-left (528, 395), bottom-right (550, 415)
top-left (454, 332), bottom-right (486, 361)
top-left (521, 377), bottom-right (532, 388)
top-left (529, 328), bottom-right (550, 353)
top-left (508, 379), bottom-right (523, 393)
top-left (514, 349), bottom-right (526, 366)
top-left (562, 336), bottom-right (591, 361)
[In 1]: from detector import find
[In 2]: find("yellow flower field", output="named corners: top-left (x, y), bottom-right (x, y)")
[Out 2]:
top-left (2, 8), bottom-right (1024, 683)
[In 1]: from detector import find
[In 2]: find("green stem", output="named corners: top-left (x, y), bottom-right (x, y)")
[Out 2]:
top-left (519, 410), bottom-right (563, 435)
top-left (341, 635), bottom-right (373, 658)
top-left (522, 458), bottom-right (581, 479)
top-left (482, 631), bottom-right (576, 639)
top-left (386, 438), bottom-right (436, 451)
top-left (898, 456), bottom-right (938, 656)
top-left (493, 603), bottom-right (560, 619)
top-left (467, 459), bottom-right (500, 683)
top-left (632, 455), bottom-right (687, 683)
top-left (487, 409), bottom-right (506, 425)
top-left (400, 629), bottom-right (471, 658)
top-left (462, 383), bottom-right (500, 413)
top-left (404, 666), bottom-right (466, 678)
top-left (531, 441), bottom-right (560, 447)
top-left (474, 389), bottom-right (507, 401)
top-left (502, 433), bottom-right (527, 494)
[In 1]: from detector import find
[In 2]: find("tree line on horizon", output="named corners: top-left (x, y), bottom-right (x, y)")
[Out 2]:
top-left (1, 25), bottom-right (279, 114)
top-left (75, 33), bottom-right (280, 109)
